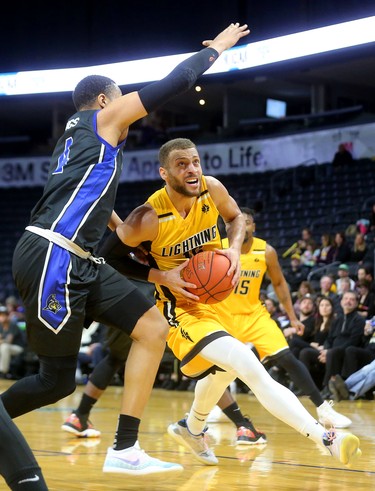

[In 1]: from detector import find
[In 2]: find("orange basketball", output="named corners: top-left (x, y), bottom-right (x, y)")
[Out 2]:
top-left (182, 251), bottom-right (234, 304)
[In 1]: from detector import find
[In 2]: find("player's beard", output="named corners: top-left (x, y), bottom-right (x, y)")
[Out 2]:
top-left (170, 175), bottom-right (201, 197)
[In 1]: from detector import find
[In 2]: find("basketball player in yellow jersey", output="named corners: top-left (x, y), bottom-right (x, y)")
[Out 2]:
top-left (211, 208), bottom-right (352, 433)
top-left (102, 138), bottom-right (361, 467)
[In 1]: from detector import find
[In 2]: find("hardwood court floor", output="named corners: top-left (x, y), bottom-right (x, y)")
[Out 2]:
top-left (1, 381), bottom-right (374, 490)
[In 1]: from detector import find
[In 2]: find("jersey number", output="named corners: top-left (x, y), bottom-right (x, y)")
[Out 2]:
top-left (53, 137), bottom-right (73, 175)
top-left (234, 279), bottom-right (251, 295)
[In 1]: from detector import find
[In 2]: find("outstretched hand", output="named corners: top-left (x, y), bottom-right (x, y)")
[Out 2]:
top-left (202, 22), bottom-right (250, 54)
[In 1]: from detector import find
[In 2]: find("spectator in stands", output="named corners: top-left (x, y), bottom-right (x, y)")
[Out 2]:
top-left (317, 275), bottom-right (340, 312)
top-left (318, 291), bottom-right (366, 399)
top-left (284, 253), bottom-right (308, 294)
top-left (350, 232), bottom-right (367, 263)
top-left (4, 296), bottom-right (23, 323)
top-left (0, 306), bottom-right (25, 379)
top-left (340, 318), bottom-right (375, 379)
top-left (331, 232), bottom-right (351, 264)
top-left (331, 143), bottom-right (353, 172)
top-left (277, 303), bottom-right (293, 330)
top-left (300, 240), bottom-right (318, 269)
top-left (282, 228), bottom-right (312, 259)
top-left (329, 318), bottom-right (375, 400)
top-left (329, 359), bottom-right (375, 401)
top-left (337, 277), bottom-right (351, 296)
top-left (287, 294), bottom-right (316, 357)
top-left (264, 298), bottom-right (282, 329)
top-left (336, 264), bottom-right (356, 295)
top-left (314, 233), bottom-right (334, 266)
top-left (356, 279), bottom-right (375, 319)
top-left (298, 297), bottom-right (336, 389)
top-left (356, 265), bottom-right (375, 293)
top-left (293, 280), bottom-right (315, 317)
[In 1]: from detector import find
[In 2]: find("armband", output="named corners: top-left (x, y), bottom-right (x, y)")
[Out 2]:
top-left (99, 231), bottom-right (151, 281)
top-left (139, 47), bottom-right (219, 113)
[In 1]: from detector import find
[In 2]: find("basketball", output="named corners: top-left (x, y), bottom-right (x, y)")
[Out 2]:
top-left (182, 251), bottom-right (234, 304)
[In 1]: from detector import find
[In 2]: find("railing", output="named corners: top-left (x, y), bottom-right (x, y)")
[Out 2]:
top-left (307, 261), bottom-right (341, 282)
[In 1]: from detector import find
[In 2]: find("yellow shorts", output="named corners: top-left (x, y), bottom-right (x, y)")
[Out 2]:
top-left (158, 301), bottom-right (232, 379)
top-left (224, 303), bottom-right (288, 362)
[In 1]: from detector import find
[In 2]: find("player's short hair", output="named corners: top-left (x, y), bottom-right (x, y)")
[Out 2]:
top-left (240, 207), bottom-right (255, 218)
top-left (72, 75), bottom-right (118, 111)
top-left (158, 138), bottom-right (197, 167)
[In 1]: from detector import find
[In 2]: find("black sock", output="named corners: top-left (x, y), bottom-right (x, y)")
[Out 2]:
top-left (222, 402), bottom-right (248, 428)
top-left (7, 467), bottom-right (48, 491)
top-left (113, 414), bottom-right (140, 450)
top-left (76, 394), bottom-right (97, 421)
top-left (276, 351), bottom-right (324, 407)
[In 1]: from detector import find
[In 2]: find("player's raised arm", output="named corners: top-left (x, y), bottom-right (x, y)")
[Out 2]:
top-left (98, 23), bottom-right (250, 143)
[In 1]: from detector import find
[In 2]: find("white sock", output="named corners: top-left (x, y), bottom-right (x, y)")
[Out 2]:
top-left (186, 371), bottom-right (235, 435)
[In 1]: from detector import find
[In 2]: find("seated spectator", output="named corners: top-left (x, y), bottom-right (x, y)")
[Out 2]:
top-left (293, 280), bottom-right (315, 317)
top-left (328, 317), bottom-right (375, 401)
top-left (357, 279), bottom-right (375, 319)
top-left (356, 218), bottom-right (370, 236)
top-left (329, 360), bottom-right (375, 401)
top-left (340, 318), bottom-right (375, 378)
top-left (4, 296), bottom-right (23, 323)
top-left (331, 143), bottom-right (353, 171)
top-left (264, 298), bottom-right (282, 329)
top-left (287, 294), bottom-right (316, 356)
top-left (0, 306), bottom-right (25, 379)
top-left (356, 265), bottom-right (375, 292)
top-left (282, 228), bottom-right (312, 258)
top-left (331, 232), bottom-right (351, 264)
top-left (318, 291), bottom-right (366, 399)
top-left (317, 275), bottom-right (340, 312)
top-left (335, 264), bottom-right (356, 295)
top-left (350, 232), bottom-right (367, 263)
top-left (298, 297), bottom-right (336, 389)
top-left (284, 253), bottom-right (308, 294)
top-left (314, 233), bottom-right (334, 266)
top-left (300, 240), bottom-right (318, 269)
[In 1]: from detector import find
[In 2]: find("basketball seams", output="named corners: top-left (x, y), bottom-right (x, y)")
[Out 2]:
top-left (182, 250), bottom-right (234, 304)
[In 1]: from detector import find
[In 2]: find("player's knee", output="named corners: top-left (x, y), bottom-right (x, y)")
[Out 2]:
top-left (39, 364), bottom-right (76, 403)
top-left (133, 307), bottom-right (169, 344)
top-left (39, 357), bottom-right (77, 404)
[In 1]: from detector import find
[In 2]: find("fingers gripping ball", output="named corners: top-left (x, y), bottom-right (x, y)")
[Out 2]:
top-left (182, 251), bottom-right (234, 304)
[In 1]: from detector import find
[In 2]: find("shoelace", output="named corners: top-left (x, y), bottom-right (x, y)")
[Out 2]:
top-left (322, 425), bottom-right (336, 447)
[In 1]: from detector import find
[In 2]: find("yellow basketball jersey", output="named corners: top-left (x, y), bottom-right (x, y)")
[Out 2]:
top-left (146, 175), bottom-right (222, 305)
top-left (215, 236), bottom-right (267, 315)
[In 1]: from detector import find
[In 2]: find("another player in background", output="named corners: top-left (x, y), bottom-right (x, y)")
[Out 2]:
top-left (1, 23), bottom-right (250, 477)
top-left (99, 137), bottom-right (361, 467)
top-left (0, 398), bottom-right (48, 490)
top-left (209, 208), bottom-right (352, 433)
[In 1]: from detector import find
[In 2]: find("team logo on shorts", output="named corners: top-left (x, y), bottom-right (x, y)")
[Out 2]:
top-left (43, 294), bottom-right (62, 314)
top-left (180, 328), bottom-right (194, 342)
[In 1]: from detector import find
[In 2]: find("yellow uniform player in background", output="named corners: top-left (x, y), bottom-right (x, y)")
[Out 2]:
top-left (210, 208), bottom-right (352, 431)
